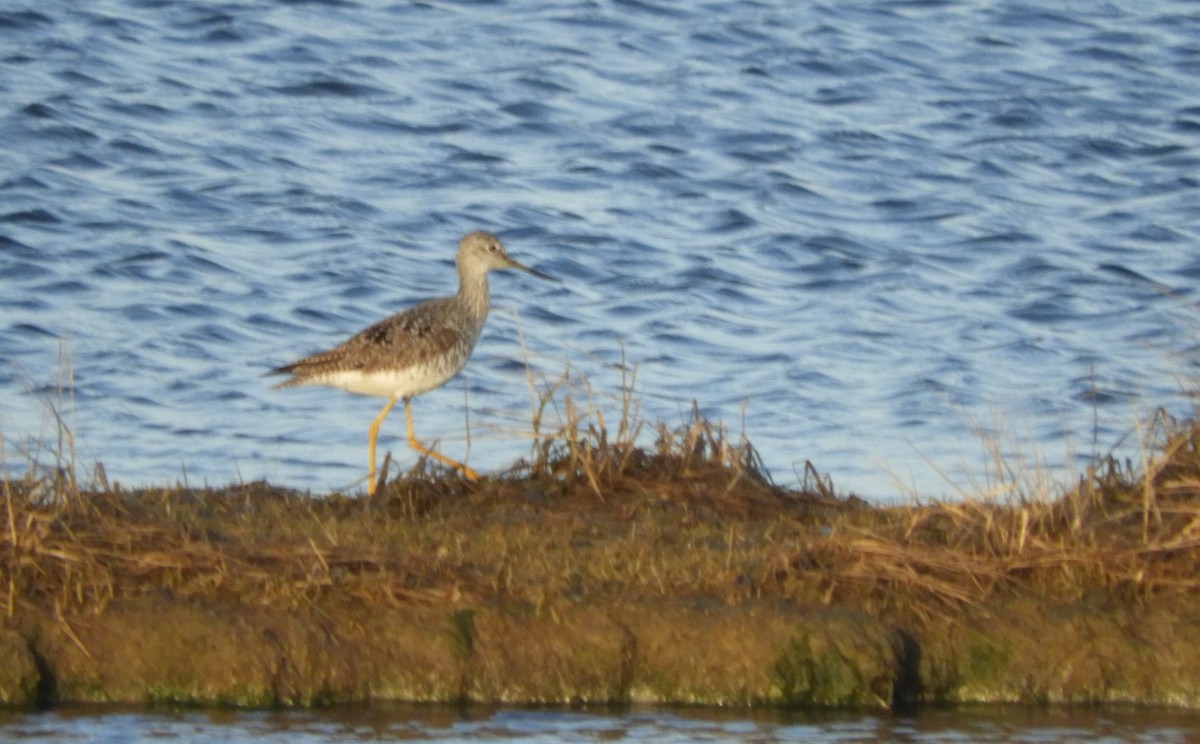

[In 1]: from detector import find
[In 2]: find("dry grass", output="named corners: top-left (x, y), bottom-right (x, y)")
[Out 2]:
top-left (3, 370), bottom-right (1200, 635)
top-left (800, 409), bottom-right (1200, 615)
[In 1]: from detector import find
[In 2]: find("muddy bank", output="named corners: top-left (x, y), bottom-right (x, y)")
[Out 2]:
top-left (4, 415), bottom-right (1200, 709)
top-left (5, 592), bottom-right (1200, 709)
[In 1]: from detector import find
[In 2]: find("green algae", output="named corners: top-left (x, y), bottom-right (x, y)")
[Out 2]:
top-left (772, 612), bottom-right (897, 708)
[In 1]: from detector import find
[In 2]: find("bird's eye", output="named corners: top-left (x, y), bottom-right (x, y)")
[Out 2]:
top-left (489, 243), bottom-right (500, 252)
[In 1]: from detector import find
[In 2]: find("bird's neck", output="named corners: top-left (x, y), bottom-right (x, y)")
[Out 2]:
top-left (456, 265), bottom-right (491, 317)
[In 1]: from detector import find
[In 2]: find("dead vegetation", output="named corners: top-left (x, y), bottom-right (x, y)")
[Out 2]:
top-left (4, 364), bottom-right (1200, 625)
top-left (4, 370), bottom-right (1200, 707)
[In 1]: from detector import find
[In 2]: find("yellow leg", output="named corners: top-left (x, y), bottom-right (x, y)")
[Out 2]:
top-left (367, 395), bottom-right (399, 496)
top-left (404, 399), bottom-right (479, 481)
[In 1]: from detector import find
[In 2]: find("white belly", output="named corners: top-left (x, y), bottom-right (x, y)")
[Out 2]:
top-left (311, 365), bottom-right (460, 399)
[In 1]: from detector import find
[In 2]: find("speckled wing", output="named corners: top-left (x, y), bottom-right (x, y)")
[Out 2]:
top-left (270, 297), bottom-right (469, 389)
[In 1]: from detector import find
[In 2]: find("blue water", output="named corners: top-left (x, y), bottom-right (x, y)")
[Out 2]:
top-left (1, 0), bottom-right (1198, 499)
top-left (3, 705), bottom-right (1200, 744)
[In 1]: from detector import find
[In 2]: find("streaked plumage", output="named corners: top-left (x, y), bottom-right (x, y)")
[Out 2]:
top-left (270, 230), bottom-right (555, 495)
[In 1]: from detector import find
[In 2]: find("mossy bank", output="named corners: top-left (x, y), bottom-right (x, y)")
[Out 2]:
top-left (4, 413), bottom-right (1200, 709)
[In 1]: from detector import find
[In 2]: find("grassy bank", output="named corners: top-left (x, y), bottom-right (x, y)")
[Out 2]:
top-left (3, 385), bottom-right (1200, 709)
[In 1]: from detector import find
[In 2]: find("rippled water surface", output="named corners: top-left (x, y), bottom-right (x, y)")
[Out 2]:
top-left (2, 0), bottom-right (1199, 498)
top-left (4, 705), bottom-right (1200, 744)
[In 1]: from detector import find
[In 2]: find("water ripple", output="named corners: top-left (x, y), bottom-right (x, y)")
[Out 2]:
top-left (0, 0), bottom-right (1196, 498)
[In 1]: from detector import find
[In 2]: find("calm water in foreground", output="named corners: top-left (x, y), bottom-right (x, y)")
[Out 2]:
top-left (2, 2), bottom-right (1200, 501)
top-left (3, 705), bottom-right (1200, 744)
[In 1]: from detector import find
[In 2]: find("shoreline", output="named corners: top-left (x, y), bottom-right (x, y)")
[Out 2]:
top-left (3, 412), bottom-right (1200, 710)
